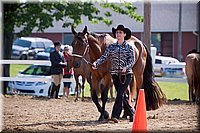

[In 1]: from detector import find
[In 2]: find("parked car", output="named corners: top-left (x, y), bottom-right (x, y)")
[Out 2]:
top-left (12, 37), bottom-right (54, 60)
top-left (34, 45), bottom-right (73, 60)
top-left (8, 64), bottom-right (76, 96)
top-left (153, 56), bottom-right (186, 78)
top-left (162, 62), bottom-right (186, 78)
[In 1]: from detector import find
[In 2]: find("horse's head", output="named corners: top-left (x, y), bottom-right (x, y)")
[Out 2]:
top-left (65, 53), bottom-right (74, 69)
top-left (70, 26), bottom-right (89, 68)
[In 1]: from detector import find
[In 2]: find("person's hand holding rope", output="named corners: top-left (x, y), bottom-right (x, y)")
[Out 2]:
top-left (121, 67), bottom-right (127, 73)
top-left (92, 62), bottom-right (97, 70)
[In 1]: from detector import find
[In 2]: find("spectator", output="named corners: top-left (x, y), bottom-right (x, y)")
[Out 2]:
top-left (49, 41), bottom-right (66, 99)
top-left (63, 46), bottom-right (73, 98)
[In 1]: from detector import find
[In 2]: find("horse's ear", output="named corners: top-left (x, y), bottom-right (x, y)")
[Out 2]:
top-left (83, 26), bottom-right (88, 35)
top-left (71, 26), bottom-right (77, 35)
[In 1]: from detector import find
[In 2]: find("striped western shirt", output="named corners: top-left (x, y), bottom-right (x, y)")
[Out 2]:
top-left (95, 41), bottom-right (134, 75)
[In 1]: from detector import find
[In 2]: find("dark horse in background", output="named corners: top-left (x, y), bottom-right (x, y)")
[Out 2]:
top-left (70, 26), bottom-right (166, 121)
top-left (66, 50), bottom-right (92, 101)
top-left (185, 49), bottom-right (200, 103)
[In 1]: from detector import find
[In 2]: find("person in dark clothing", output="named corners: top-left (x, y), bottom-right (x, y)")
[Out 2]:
top-left (92, 24), bottom-right (135, 123)
top-left (49, 41), bottom-right (66, 99)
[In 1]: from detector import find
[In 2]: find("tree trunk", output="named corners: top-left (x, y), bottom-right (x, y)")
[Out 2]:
top-left (2, 3), bottom-right (16, 95)
top-left (2, 31), bottom-right (13, 95)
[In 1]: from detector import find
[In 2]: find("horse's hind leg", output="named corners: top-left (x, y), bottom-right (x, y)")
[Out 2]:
top-left (87, 72), bottom-right (92, 97)
top-left (81, 77), bottom-right (86, 101)
top-left (133, 60), bottom-right (145, 109)
top-left (74, 75), bottom-right (79, 102)
top-left (129, 75), bottom-right (137, 107)
top-left (188, 80), bottom-right (194, 103)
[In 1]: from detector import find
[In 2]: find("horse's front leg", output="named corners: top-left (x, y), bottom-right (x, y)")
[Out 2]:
top-left (99, 83), bottom-right (109, 121)
top-left (91, 88), bottom-right (103, 120)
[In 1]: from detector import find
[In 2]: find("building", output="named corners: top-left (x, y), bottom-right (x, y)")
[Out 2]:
top-left (14, 1), bottom-right (199, 61)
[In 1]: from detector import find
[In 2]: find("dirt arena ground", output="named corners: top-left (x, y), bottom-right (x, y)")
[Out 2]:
top-left (1, 95), bottom-right (199, 132)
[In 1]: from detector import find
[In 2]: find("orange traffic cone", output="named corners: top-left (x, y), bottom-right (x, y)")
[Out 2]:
top-left (132, 89), bottom-right (147, 133)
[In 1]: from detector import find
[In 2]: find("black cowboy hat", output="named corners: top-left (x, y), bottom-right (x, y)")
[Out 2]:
top-left (112, 24), bottom-right (131, 40)
top-left (54, 41), bottom-right (61, 47)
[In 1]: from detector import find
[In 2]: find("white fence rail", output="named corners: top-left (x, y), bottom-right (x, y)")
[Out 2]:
top-left (0, 60), bottom-right (50, 65)
top-left (0, 60), bottom-right (73, 82)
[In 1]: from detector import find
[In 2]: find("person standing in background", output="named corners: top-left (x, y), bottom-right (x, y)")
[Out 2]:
top-left (49, 41), bottom-right (66, 99)
top-left (63, 46), bottom-right (73, 98)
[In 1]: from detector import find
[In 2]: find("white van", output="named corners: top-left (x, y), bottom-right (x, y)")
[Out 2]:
top-left (12, 37), bottom-right (54, 60)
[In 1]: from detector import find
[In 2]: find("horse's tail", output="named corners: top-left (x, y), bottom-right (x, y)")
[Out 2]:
top-left (142, 44), bottom-right (167, 111)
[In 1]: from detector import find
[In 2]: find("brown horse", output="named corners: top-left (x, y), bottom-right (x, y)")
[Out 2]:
top-left (185, 51), bottom-right (200, 103)
top-left (70, 26), bottom-right (166, 121)
top-left (66, 51), bottom-right (92, 101)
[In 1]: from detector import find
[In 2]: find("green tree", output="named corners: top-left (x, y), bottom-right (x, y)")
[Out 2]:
top-left (2, 1), bottom-right (143, 94)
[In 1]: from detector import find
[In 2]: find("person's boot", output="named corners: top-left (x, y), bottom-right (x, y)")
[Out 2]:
top-left (123, 93), bottom-right (135, 122)
top-left (55, 84), bottom-right (61, 99)
top-left (50, 83), bottom-right (56, 98)
top-left (122, 93), bottom-right (129, 119)
top-left (122, 107), bottom-right (128, 119)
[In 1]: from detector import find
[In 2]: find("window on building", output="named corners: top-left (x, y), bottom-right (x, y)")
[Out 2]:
top-left (140, 33), bottom-right (161, 54)
top-left (151, 33), bottom-right (161, 53)
top-left (64, 34), bottom-right (73, 45)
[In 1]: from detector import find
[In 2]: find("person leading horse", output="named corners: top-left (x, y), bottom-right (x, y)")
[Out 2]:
top-left (92, 25), bottom-right (135, 123)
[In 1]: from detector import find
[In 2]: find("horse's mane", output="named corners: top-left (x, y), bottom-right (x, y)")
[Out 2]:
top-left (88, 33), bottom-right (101, 45)
top-left (88, 32), bottom-right (108, 49)
top-left (90, 32), bottom-right (106, 39)
top-left (187, 49), bottom-right (200, 55)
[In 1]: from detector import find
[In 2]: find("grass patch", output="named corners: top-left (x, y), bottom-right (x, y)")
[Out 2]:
top-left (10, 64), bottom-right (189, 101)
top-left (82, 81), bottom-right (189, 101)
top-left (158, 82), bottom-right (188, 101)
top-left (10, 64), bottom-right (30, 77)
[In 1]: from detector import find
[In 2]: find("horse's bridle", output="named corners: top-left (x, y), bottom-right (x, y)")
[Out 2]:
top-left (71, 34), bottom-right (93, 66)
top-left (71, 34), bottom-right (112, 70)
top-left (71, 34), bottom-right (127, 84)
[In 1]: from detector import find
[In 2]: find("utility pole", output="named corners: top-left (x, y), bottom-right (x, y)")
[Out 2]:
top-left (144, 0), bottom-right (151, 51)
top-left (198, 2), bottom-right (200, 52)
top-left (178, 2), bottom-right (182, 61)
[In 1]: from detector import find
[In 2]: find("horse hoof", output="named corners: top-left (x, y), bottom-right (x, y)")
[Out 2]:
top-left (74, 98), bottom-right (79, 102)
top-left (98, 116), bottom-right (105, 121)
top-left (122, 114), bottom-right (128, 119)
top-left (104, 111), bottom-right (109, 119)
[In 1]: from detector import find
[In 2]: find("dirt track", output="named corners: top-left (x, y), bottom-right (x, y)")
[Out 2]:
top-left (1, 95), bottom-right (199, 132)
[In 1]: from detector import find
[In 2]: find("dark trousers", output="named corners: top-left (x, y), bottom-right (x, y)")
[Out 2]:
top-left (111, 74), bottom-right (134, 119)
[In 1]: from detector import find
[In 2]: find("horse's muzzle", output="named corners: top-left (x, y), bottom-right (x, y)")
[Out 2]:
top-left (73, 61), bottom-right (81, 68)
